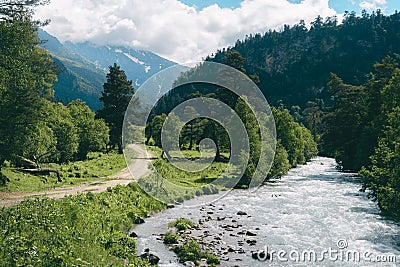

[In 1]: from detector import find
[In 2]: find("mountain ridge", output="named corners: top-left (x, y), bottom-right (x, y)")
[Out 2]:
top-left (38, 29), bottom-right (176, 110)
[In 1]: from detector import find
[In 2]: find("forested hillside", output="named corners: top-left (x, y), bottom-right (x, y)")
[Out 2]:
top-left (323, 57), bottom-right (400, 218)
top-left (209, 11), bottom-right (400, 108)
top-left (38, 30), bottom-right (176, 110)
top-left (1, 0), bottom-right (400, 264)
top-left (38, 29), bottom-right (107, 110)
top-left (204, 10), bottom-right (400, 218)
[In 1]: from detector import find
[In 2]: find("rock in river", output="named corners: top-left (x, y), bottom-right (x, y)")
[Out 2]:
top-left (252, 250), bottom-right (271, 261)
top-left (140, 249), bottom-right (160, 265)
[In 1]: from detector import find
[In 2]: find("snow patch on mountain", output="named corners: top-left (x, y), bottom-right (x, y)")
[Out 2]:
top-left (145, 66), bottom-right (151, 73)
top-left (123, 52), bottom-right (145, 65)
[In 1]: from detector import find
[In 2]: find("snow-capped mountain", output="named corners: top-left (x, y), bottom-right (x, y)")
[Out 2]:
top-left (38, 29), bottom-right (176, 110)
top-left (63, 41), bottom-right (176, 88)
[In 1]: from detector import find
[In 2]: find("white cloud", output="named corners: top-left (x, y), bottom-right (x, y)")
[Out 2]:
top-left (35, 0), bottom-right (337, 63)
top-left (359, 0), bottom-right (387, 11)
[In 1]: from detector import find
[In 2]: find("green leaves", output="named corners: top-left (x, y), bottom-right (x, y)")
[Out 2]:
top-left (97, 63), bottom-right (135, 153)
top-left (0, 18), bottom-right (54, 165)
top-left (0, 183), bottom-right (164, 266)
top-left (68, 100), bottom-right (109, 160)
top-left (324, 57), bottom-right (400, 218)
top-left (360, 107), bottom-right (400, 217)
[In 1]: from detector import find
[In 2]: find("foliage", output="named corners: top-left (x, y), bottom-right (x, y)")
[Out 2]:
top-left (0, 17), bottom-right (56, 167)
top-left (322, 57), bottom-right (398, 171)
top-left (173, 240), bottom-right (202, 263)
top-left (1, 151), bottom-right (126, 192)
top-left (97, 63), bottom-right (135, 153)
top-left (204, 252), bottom-right (220, 265)
top-left (359, 72), bottom-right (400, 218)
top-left (145, 114), bottom-right (166, 147)
top-left (0, 0), bottom-right (50, 21)
top-left (272, 106), bottom-right (318, 167)
top-left (267, 141), bottom-right (290, 179)
top-left (68, 99), bottom-right (109, 160)
top-left (169, 217), bottom-right (196, 231)
top-left (234, 97), bottom-right (262, 187)
top-left (320, 56), bottom-right (400, 218)
top-left (0, 182), bottom-right (164, 266)
top-left (163, 232), bottom-right (179, 244)
top-left (0, 5), bottom-right (109, 173)
top-left (146, 51), bottom-right (317, 187)
top-left (172, 240), bottom-right (220, 266)
top-left (209, 11), bottom-right (400, 109)
top-left (44, 101), bottom-right (79, 163)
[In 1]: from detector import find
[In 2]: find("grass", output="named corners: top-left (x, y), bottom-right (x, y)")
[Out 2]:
top-left (0, 146), bottom-right (228, 265)
top-left (165, 218), bottom-right (220, 265)
top-left (163, 232), bottom-right (179, 244)
top-left (168, 217), bottom-right (196, 231)
top-left (146, 146), bottom-right (232, 188)
top-left (137, 146), bottom-right (238, 204)
top-left (0, 151), bottom-right (126, 193)
top-left (172, 240), bottom-right (220, 266)
top-left (0, 182), bottom-right (164, 266)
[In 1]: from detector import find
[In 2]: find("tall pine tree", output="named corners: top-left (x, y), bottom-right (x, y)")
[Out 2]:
top-left (97, 63), bottom-right (134, 153)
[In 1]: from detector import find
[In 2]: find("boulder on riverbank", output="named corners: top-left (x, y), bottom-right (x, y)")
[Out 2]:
top-left (140, 248), bottom-right (160, 265)
top-left (252, 250), bottom-right (271, 261)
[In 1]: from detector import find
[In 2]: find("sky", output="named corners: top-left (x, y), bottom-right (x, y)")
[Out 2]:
top-left (35, 0), bottom-right (399, 63)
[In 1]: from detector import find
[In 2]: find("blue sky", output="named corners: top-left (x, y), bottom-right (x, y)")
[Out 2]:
top-left (179, 0), bottom-right (398, 14)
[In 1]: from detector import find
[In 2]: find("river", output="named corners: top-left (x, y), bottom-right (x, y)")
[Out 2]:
top-left (133, 157), bottom-right (400, 266)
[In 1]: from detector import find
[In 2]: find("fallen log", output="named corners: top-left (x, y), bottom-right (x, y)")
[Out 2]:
top-left (21, 168), bottom-right (61, 182)
top-left (17, 156), bottom-right (38, 169)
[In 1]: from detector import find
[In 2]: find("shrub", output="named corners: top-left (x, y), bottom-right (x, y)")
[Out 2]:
top-left (172, 240), bottom-right (220, 266)
top-left (204, 252), bottom-right (220, 265)
top-left (163, 232), bottom-right (179, 244)
top-left (169, 218), bottom-right (195, 231)
top-left (173, 240), bottom-right (202, 263)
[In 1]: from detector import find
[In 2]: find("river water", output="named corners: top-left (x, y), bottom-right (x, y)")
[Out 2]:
top-left (134, 157), bottom-right (400, 266)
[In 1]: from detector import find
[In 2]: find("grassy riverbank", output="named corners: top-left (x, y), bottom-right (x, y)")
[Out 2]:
top-left (0, 151), bottom-right (126, 193)
top-left (138, 146), bottom-right (228, 204)
top-left (0, 144), bottom-right (312, 265)
top-left (0, 183), bottom-right (164, 266)
top-left (0, 147), bottom-right (229, 266)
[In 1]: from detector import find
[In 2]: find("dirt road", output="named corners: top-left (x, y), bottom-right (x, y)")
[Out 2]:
top-left (0, 144), bottom-right (151, 207)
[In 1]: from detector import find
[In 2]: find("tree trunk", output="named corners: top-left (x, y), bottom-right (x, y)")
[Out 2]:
top-left (189, 123), bottom-right (193, 150)
top-left (21, 168), bottom-right (61, 182)
top-left (18, 156), bottom-right (39, 168)
top-left (161, 150), bottom-right (171, 159)
top-left (118, 142), bottom-right (123, 154)
top-left (0, 158), bottom-right (10, 184)
top-left (146, 135), bottom-right (151, 145)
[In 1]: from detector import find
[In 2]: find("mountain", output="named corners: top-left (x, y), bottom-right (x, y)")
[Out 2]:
top-left (38, 29), bottom-right (176, 110)
top-left (209, 11), bottom-right (400, 109)
top-left (63, 42), bottom-right (176, 88)
top-left (39, 29), bottom-right (107, 110)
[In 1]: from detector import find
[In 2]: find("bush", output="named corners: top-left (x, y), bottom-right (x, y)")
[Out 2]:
top-left (163, 232), bottom-right (179, 244)
top-left (204, 252), bottom-right (220, 265)
top-left (173, 240), bottom-right (202, 263)
top-left (0, 183), bottom-right (164, 266)
top-left (0, 172), bottom-right (9, 186)
top-left (172, 240), bottom-right (219, 266)
top-left (169, 218), bottom-right (195, 231)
